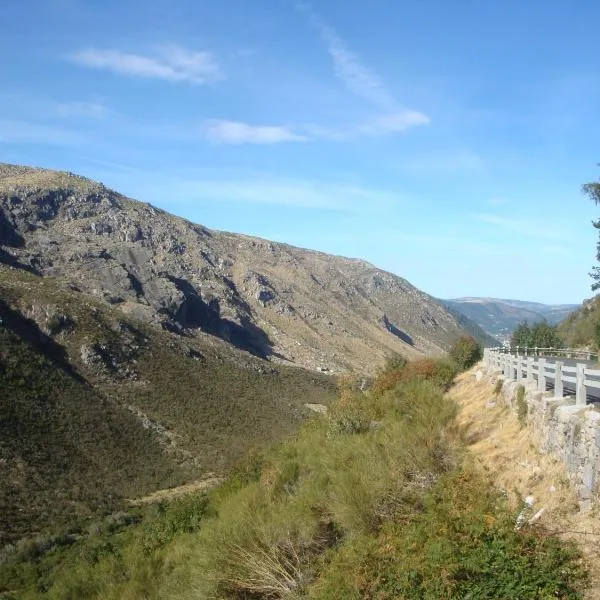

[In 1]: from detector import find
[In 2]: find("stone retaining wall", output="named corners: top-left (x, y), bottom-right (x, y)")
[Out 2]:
top-left (482, 366), bottom-right (600, 509)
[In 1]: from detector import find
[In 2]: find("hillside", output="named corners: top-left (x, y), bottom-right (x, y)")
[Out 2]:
top-left (0, 266), bottom-right (336, 545)
top-left (0, 163), bottom-right (476, 374)
top-left (0, 361), bottom-right (586, 599)
top-left (0, 162), bottom-right (486, 547)
top-left (436, 303), bottom-right (499, 347)
top-left (443, 297), bottom-right (580, 341)
top-left (558, 295), bottom-right (600, 348)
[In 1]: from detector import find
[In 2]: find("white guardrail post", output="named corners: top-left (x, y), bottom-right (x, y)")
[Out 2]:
top-left (554, 361), bottom-right (563, 398)
top-left (537, 357), bottom-right (546, 391)
top-left (516, 357), bottom-right (523, 381)
top-left (527, 356), bottom-right (534, 383)
top-left (576, 363), bottom-right (586, 406)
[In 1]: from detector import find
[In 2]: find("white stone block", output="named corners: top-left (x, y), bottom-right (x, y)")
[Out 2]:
top-left (554, 405), bottom-right (589, 424)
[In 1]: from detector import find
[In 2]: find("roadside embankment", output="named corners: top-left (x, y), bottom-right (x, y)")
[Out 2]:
top-left (452, 367), bottom-right (600, 598)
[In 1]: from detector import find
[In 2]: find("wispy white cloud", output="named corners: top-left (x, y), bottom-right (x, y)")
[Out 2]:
top-left (541, 244), bottom-right (568, 255)
top-left (474, 214), bottom-right (564, 240)
top-left (308, 16), bottom-right (395, 111)
top-left (68, 45), bottom-right (221, 84)
top-left (300, 112), bottom-right (430, 141)
top-left (145, 176), bottom-right (403, 212)
top-left (359, 111), bottom-right (431, 135)
top-left (296, 1), bottom-right (429, 133)
top-left (204, 120), bottom-right (307, 144)
top-left (202, 112), bottom-right (429, 145)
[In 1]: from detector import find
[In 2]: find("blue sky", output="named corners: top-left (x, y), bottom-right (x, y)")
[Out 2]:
top-left (2, 0), bottom-right (600, 304)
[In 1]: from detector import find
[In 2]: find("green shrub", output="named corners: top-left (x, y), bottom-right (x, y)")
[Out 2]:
top-left (449, 335), bottom-right (483, 371)
top-left (371, 357), bottom-right (458, 394)
top-left (327, 395), bottom-right (373, 437)
top-left (141, 494), bottom-right (209, 554)
top-left (516, 385), bottom-right (528, 427)
top-left (310, 470), bottom-right (585, 599)
top-left (382, 354), bottom-right (408, 372)
top-left (494, 378), bottom-right (504, 395)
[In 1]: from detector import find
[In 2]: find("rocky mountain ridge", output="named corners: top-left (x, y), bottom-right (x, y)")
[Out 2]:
top-left (1, 163), bottom-right (473, 373)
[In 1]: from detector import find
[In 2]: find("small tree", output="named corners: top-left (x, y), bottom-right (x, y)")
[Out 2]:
top-left (582, 171), bottom-right (600, 290)
top-left (510, 321), bottom-right (562, 349)
top-left (511, 322), bottom-right (532, 347)
top-left (449, 336), bottom-right (482, 371)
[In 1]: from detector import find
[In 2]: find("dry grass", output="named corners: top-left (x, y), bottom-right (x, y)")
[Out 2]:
top-left (127, 477), bottom-right (222, 506)
top-left (451, 369), bottom-right (600, 599)
top-left (0, 163), bottom-right (105, 193)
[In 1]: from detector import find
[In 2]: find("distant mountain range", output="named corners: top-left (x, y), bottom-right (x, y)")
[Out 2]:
top-left (441, 297), bottom-right (580, 341)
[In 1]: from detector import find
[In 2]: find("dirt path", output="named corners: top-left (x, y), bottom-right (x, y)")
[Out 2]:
top-left (127, 476), bottom-right (222, 506)
top-left (450, 369), bottom-right (600, 599)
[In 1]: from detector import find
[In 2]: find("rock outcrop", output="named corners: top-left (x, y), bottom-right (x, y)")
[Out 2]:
top-left (0, 163), bottom-right (472, 373)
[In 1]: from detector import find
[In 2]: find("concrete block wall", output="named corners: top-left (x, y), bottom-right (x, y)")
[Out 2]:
top-left (484, 367), bottom-right (600, 508)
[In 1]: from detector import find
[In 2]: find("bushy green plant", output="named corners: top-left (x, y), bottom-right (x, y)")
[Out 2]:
top-left (141, 495), bottom-right (209, 554)
top-left (310, 470), bottom-right (585, 599)
top-left (382, 353), bottom-right (408, 372)
top-left (516, 384), bottom-right (528, 427)
top-left (449, 335), bottom-right (483, 371)
top-left (494, 377), bottom-right (504, 395)
top-left (371, 357), bottom-right (458, 394)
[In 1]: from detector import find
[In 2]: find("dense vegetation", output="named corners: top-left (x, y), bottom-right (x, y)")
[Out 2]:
top-left (0, 322), bottom-right (185, 547)
top-left (558, 296), bottom-right (600, 348)
top-left (1, 354), bottom-right (586, 599)
top-left (510, 321), bottom-right (563, 349)
top-left (0, 265), bottom-right (336, 544)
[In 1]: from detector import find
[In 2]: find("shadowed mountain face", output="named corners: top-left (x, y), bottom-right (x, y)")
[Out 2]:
top-left (443, 297), bottom-right (580, 342)
top-left (0, 163), bottom-right (473, 373)
top-left (0, 265), bottom-right (338, 545)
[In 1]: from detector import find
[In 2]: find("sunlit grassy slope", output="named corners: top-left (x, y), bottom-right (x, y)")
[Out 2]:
top-left (1, 358), bottom-right (586, 599)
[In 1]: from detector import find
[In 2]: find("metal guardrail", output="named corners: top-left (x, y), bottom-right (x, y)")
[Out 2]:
top-left (484, 347), bottom-right (600, 405)
top-left (493, 346), bottom-right (599, 361)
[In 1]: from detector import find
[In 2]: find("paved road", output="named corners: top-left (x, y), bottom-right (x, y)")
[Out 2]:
top-left (518, 355), bottom-right (600, 403)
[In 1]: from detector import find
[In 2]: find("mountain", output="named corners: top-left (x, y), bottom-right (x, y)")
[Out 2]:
top-left (436, 303), bottom-right (499, 348)
top-left (0, 163), bottom-right (474, 374)
top-left (0, 162), bottom-right (482, 544)
top-left (442, 297), bottom-right (580, 341)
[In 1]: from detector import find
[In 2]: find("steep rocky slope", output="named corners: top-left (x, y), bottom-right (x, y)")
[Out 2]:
top-left (0, 163), bottom-right (470, 372)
